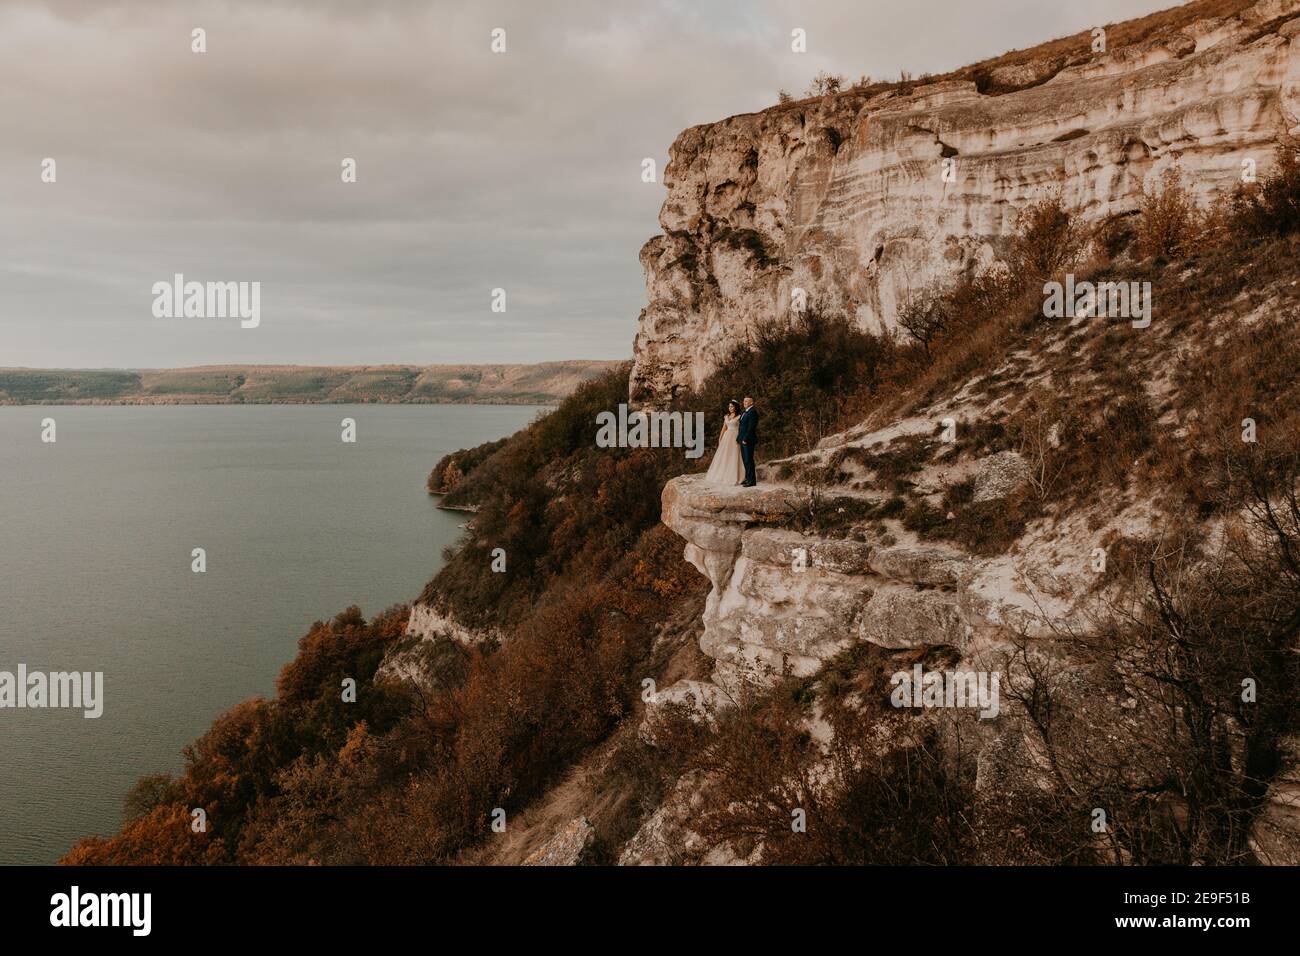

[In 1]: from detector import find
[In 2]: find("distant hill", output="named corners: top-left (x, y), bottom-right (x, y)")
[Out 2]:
top-left (0, 361), bottom-right (624, 406)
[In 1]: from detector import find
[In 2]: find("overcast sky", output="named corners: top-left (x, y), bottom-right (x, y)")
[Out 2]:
top-left (0, 0), bottom-right (1176, 368)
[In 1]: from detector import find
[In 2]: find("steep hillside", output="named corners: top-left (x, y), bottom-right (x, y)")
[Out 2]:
top-left (651, 217), bottom-right (1300, 864)
top-left (394, 138), bottom-right (1300, 865)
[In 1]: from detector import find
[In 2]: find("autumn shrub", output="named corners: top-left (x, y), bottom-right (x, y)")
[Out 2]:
top-left (1094, 211), bottom-right (1137, 259)
top-left (397, 585), bottom-right (647, 860)
top-left (901, 482), bottom-right (1037, 556)
top-left (993, 455), bottom-right (1300, 864)
top-left (426, 435), bottom-right (510, 495)
top-left (1230, 146), bottom-right (1300, 239)
top-left (427, 365), bottom-right (679, 629)
top-left (1136, 168), bottom-right (1201, 259)
top-left (431, 315), bottom-right (899, 632)
top-left (248, 524), bottom-right (705, 865)
top-left (685, 685), bottom-right (979, 864)
top-left (1170, 304), bottom-right (1300, 514)
top-left (684, 309), bottom-right (901, 460)
top-left (62, 606), bottom-right (413, 864)
top-left (896, 287), bottom-right (949, 357)
top-left (1004, 368), bottom-right (1158, 508)
top-left (62, 802), bottom-right (230, 866)
top-left (122, 772), bottom-right (175, 823)
top-left (1008, 194), bottom-right (1089, 284)
top-left (1130, 149), bottom-right (1300, 266)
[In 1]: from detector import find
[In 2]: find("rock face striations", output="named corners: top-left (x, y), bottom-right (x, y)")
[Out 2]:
top-left (397, 0), bottom-right (1300, 866)
top-left (630, 0), bottom-right (1300, 404)
top-left (633, 7), bottom-right (1300, 859)
top-left (658, 468), bottom-right (1045, 700)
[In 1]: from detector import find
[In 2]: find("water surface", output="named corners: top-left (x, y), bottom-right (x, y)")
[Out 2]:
top-left (0, 403), bottom-right (541, 864)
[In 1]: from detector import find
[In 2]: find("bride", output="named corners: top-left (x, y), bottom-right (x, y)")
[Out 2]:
top-left (704, 400), bottom-right (745, 486)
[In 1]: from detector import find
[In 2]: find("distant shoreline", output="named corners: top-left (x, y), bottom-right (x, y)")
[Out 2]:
top-left (0, 397), bottom-right (559, 407)
top-left (0, 360), bottom-right (623, 407)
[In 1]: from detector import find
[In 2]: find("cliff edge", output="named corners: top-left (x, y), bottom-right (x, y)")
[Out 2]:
top-left (631, 0), bottom-right (1300, 403)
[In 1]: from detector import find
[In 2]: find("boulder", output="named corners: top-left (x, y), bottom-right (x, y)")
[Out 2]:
top-left (618, 772), bottom-right (758, 866)
top-left (640, 679), bottom-right (731, 745)
top-left (522, 817), bottom-right (596, 866)
top-left (972, 451), bottom-right (1032, 503)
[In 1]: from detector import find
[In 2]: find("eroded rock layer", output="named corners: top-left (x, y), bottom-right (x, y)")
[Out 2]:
top-left (659, 474), bottom-right (1040, 695)
top-left (630, 0), bottom-right (1300, 404)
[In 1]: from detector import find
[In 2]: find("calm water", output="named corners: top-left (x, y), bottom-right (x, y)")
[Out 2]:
top-left (0, 403), bottom-right (541, 865)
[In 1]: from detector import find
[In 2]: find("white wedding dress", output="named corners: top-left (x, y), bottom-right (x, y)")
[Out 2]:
top-left (704, 414), bottom-right (745, 486)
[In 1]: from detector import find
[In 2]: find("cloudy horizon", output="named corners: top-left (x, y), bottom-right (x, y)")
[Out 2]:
top-left (1, 0), bottom-right (1175, 369)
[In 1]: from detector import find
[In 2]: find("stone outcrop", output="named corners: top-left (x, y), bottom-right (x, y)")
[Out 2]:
top-left (661, 474), bottom-right (1036, 695)
top-left (972, 450), bottom-right (1032, 502)
top-left (378, 601), bottom-right (502, 689)
top-left (522, 817), bottom-right (596, 866)
top-left (402, 601), bottom-right (500, 647)
top-left (618, 772), bottom-right (759, 866)
top-left (640, 679), bottom-right (731, 744)
top-left (630, 0), bottom-right (1300, 404)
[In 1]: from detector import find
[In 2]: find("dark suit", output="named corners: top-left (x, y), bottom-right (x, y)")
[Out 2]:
top-left (737, 406), bottom-right (758, 485)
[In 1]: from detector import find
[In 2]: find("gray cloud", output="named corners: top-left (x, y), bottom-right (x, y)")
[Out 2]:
top-left (0, 0), bottom-right (1173, 367)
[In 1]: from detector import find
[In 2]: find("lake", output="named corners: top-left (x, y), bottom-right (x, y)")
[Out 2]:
top-left (0, 403), bottom-right (542, 865)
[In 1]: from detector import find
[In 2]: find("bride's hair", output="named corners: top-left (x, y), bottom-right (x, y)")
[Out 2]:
top-left (727, 400), bottom-right (740, 415)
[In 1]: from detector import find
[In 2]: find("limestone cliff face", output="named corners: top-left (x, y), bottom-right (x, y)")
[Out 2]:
top-left (379, 601), bottom-right (502, 689)
top-left (630, 0), bottom-right (1300, 404)
top-left (643, 468), bottom-right (1063, 865)
top-left (659, 474), bottom-right (1050, 697)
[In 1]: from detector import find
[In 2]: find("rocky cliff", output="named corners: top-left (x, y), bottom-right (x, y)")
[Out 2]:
top-left (630, 0), bottom-right (1300, 404)
top-left (387, 0), bottom-right (1300, 868)
top-left (659, 475), bottom-right (1043, 697)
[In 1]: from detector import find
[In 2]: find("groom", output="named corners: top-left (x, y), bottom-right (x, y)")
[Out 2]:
top-left (737, 395), bottom-right (759, 487)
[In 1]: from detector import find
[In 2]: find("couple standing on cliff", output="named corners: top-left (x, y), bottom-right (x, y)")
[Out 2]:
top-left (703, 395), bottom-right (759, 487)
